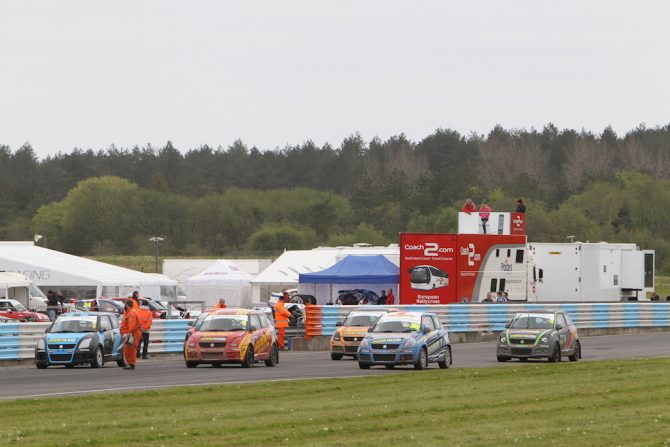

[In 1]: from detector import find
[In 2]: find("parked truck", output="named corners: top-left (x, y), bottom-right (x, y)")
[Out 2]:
top-left (0, 272), bottom-right (48, 310)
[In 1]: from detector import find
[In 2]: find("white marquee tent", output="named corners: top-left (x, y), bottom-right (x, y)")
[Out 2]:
top-left (250, 245), bottom-right (399, 302)
top-left (0, 242), bottom-right (177, 301)
top-left (185, 260), bottom-right (253, 307)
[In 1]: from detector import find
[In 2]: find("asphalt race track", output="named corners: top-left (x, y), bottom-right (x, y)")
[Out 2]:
top-left (1, 332), bottom-right (669, 400)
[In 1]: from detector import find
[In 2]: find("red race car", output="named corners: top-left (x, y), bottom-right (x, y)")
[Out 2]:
top-left (0, 299), bottom-right (50, 322)
top-left (111, 297), bottom-right (169, 319)
top-left (184, 309), bottom-right (279, 368)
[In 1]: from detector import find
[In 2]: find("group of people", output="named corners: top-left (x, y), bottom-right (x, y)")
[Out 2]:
top-left (482, 291), bottom-right (509, 303)
top-left (119, 291), bottom-right (153, 370)
top-left (462, 198), bottom-right (526, 235)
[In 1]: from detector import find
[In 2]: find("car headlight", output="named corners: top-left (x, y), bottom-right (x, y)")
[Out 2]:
top-left (540, 337), bottom-right (548, 343)
top-left (403, 338), bottom-right (416, 349)
top-left (36, 339), bottom-right (45, 350)
top-left (333, 332), bottom-right (341, 341)
top-left (499, 335), bottom-right (506, 343)
top-left (78, 338), bottom-right (92, 350)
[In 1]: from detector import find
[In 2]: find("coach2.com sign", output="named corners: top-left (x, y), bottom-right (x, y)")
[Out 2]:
top-left (400, 234), bottom-right (458, 305)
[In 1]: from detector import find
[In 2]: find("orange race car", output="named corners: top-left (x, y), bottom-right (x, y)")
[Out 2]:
top-left (330, 308), bottom-right (397, 360)
top-left (184, 309), bottom-right (279, 368)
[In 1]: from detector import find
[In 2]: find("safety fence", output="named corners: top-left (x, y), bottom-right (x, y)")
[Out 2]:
top-left (0, 320), bottom-right (193, 361)
top-left (304, 302), bottom-right (670, 338)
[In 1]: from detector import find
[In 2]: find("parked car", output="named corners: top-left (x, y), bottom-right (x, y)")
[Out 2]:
top-left (111, 297), bottom-right (171, 319)
top-left (336, 289), bottom-right (384, 305)
top-left (184, 309), bottom-right (279, 368)
top-left (34, 311), bottom-right (126, 369)
top-left (72, 299), bottom-right (125, 317)
top-left (496, 311), bottom-right (581, 362)
top-left (357, 311), bottom-right (452, 370)
top-left (330, 308), bottom-right (397, 360)
top-left (0, 299), bottom-right (50, 322)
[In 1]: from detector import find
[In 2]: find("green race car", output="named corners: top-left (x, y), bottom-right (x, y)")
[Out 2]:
top-left (496, 311), bottom-right (581, 363)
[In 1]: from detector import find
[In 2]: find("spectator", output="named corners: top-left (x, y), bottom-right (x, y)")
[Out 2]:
top-left (462, 198), bottom-right (477, 214)
top-left (387, 288), bottom-right (395, 305)
top-left (131, 291), bottom-right (140, 310)
top-left (379, 290), bottom-right (388, 305)
top-left (55, 289), bottom-right (65, 306)
top-left (649, 292), bottom-right (660, 301)
top-left (495, 291), bottom-right (507, 302)
top-left (215, 298), bottom-right (227, 309)
top-left (46, 290), bottom-right (59, 321)
top-left (516, 199), bottom-right (526, 213)
top-left (483, 292), bottom-right (494, 303)
top-left (479, 201), bottom-right (492, 234)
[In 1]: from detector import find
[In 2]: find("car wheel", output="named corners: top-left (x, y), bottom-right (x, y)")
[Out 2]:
top-left (414, 348), bottom-right (428, 370)
top-left (497, 355), bottom-right (510, 362)
top-left (36, 362), bottom-right (48, 369)
top-left (91, 346), bottom-right (104, 368)
top-left (358, 362), bottom-right (371, 369)
top-left (548, 343), bottom-right (561, 363)
top-left (241, 347), bottom-right (254, 368)
top-left (265, 345), bottom-right (279, 367)
top-left (384, 364), bottom-right (395, 369)
top-left (568, 341), bottom-right (581, 362)
top-left (331, 353), bottom-right (343, 361)
top-left (185, 361), bottom-right (198, 368)
top-left (439, 347), bottom-right (452, 369)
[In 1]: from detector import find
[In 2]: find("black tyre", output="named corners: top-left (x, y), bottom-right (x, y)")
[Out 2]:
top-left (265, 345), bottom-right (279, 367)
top-left (414, 348), bottom-right (428, 370)
top-left (331, 353), bottom-right (343, 361)
top-left (548, 343), bottom-right (561, 363)
top-left (568, 341), bottom-right (581, 362)
top-left (358, 362), bottom-right (371, 369)
top-left (116, 357), bottom-right (126, 367)
top-left (185, 361), bottom-right (198, 368)
top-left (241, 347), bottom-right (254, 368)
top-left (91, 346), bottom-right (104, 368)
top-left (439, 347), bottom-right (452, 369)
top-left (36, 363), bottom-right (48, 369)
top-left (384, 364), bottom-right (395, 369)
top-left (497, 355), bottom-right (510, 362)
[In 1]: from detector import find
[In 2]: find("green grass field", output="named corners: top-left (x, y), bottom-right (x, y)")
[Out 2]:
top-left (2, 358), bottom-right (670, 446)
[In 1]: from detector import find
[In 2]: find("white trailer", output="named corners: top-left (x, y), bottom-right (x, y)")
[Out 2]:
top-left (526, 242), bottom-right (655, 302)
top-left (0, 272), bottom-right (48, 310)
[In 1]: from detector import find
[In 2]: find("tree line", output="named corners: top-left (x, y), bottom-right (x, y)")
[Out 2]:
top-left (1, 123), bottom-right (669, 271)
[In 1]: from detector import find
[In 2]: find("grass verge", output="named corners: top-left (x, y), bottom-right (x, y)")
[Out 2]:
top-left (2, 358), bottom-right (670, 446)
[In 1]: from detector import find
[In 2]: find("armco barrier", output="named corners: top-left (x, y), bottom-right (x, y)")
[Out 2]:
top-left (304, 302), bottom-right (670, 338)
top-left (0, 319), bottom-right (195, 362)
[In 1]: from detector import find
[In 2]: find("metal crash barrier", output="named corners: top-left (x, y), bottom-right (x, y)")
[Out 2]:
top-left (304, 302), bottom-right (670, 338)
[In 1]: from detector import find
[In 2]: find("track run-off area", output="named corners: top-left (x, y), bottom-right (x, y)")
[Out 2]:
top-left (1, 332), bottom-right (669, 401)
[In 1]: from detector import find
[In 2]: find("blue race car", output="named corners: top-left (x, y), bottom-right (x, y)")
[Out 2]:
top-left (357, 311), bottom-right (452, 370)
top-left (34, 312), bottom-right (126, 369)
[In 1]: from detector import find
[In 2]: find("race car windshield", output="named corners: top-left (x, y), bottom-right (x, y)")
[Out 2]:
top-left (199, 315), bottom-right (248, 332)
top-left (411, 267), bottom-right (430, 283)
top-left (510, 314), bottom-right (554, 330)
top-left (342, 313), bottom-right (383, 327)
top-left (51, 317), bottom-right (97, 333)
top-left (372, 316), bottom-right (421, 333)
top-left (9, 302), bottom-right (28, 311)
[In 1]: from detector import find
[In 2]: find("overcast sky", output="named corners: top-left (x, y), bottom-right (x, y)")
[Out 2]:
top-left (1, 1), bottom-right (668, 158)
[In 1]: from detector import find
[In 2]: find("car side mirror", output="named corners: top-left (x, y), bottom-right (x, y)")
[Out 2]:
top-left (335, 321), bottom-right (342, 327)
top-left (248, 325), bottom-right (258, 332)
top-left (556, 324), bottom-right (563, 330)
top-left (423, 327), bottom-right (431, 334)
top-left (367, 327), bottom-right (373, 332)
top-left (187, 321), bottom-right (194, 327)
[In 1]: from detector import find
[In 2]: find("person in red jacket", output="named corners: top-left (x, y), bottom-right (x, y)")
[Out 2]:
top-left (274, 294), bottom-right (292, 350)
top-left (120, 300), bottom-right (142, 369)
top-left (462, 198), bottom-right (477, 214)
top-left (387, 288), bottom-right (395, 305)
top-left (479, 201), bottom-right (492, 234)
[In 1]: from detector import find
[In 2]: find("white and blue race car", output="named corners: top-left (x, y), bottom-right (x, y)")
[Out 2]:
top-left (34, 312), bottom-right (126, 369)
top-left (357, 311), bottom-right (452, 370)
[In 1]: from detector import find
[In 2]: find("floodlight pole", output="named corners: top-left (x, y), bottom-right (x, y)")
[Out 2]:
top-left (149, 236), bottom-right (164, 273)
